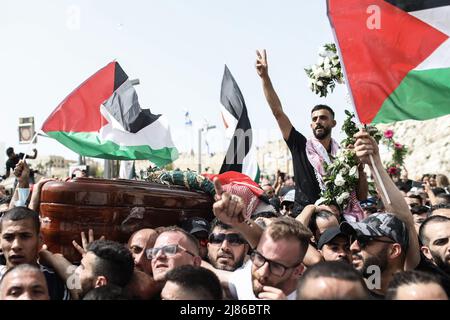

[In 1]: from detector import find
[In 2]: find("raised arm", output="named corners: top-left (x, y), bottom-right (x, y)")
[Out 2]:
top-left (212, 178), bottom-right (263, 249)
top-left (256, 49), bottom-right (293, 140)
top-left (354, 130), bottom-right (420, 270)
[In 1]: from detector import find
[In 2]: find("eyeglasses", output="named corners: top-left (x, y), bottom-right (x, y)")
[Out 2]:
top-left (146, 244), bottom-right (196, 260)
top-left (350, 235), bottom-right (395, 249)
top-left (250, 250), bottom-right (300, 277)
top-left (208, 233), bottom-right (247, 246)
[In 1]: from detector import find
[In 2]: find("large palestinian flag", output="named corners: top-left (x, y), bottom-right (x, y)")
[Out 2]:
top-left (328, 0), bottom-right (450, 123)
top-left (219, 65), bottom-right (260, 182)
top-left (42, 62), bottom-right (178, 167)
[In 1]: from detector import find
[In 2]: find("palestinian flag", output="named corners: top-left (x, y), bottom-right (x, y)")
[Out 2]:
top-left (219, 65), bottom-right (260, 183)
top-left (42, 62), bottom-right (178, 167)
top-left (328, 0), bottom-right (450, 123)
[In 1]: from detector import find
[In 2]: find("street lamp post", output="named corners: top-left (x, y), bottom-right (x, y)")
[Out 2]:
top-left (197, 125), bottom-right (216, 173)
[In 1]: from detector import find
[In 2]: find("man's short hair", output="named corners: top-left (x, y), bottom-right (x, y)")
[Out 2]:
top-left (418, 215), bottom-right (450, 246)
top-left (83, 284), bottom-right (127, 300)
top-left (311, 104), bottom-right (335, 119)
top-left (407, 194), bottom-right (423, 203)
top-left (266, 217), bottom-right (312, 249)
top-left (0, 207), bottom-right (40, 234)
top-left (6, 147), bottom-right (14, 157)
top-left (158, 226), bottom-right (200, 255)
top-left (297, 261), bottom-right (368, 299)
top-left (165, 265), bottom-right (222, 300)
top-left (308, 210), bottom-right (335, 236)
top-left (87, 240), bottom-right (134, 288)
top-left (386, 270), bottom-right (444, 300)
top-left (0, 264), bottom-right (43, 287)
top-left (436, 193), bottom-right (450, 205)
top-left (209, 218), bottom-right (232, 234)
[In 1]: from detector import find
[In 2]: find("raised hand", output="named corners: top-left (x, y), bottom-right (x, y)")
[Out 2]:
top-left (354, 130), bottom-right (380, 166)
top-left (256, 49), bottom-right (268, 78)
top-left (72, 229), bottom-right (105, 257)
top-left (212, 178), bottom-right (246, 226)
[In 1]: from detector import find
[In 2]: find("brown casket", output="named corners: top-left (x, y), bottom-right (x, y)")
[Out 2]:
top-left (39, 177), bottom-right (214, 263)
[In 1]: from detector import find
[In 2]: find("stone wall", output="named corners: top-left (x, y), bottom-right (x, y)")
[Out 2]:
top-left (376, 114), bottom-right (450, 180)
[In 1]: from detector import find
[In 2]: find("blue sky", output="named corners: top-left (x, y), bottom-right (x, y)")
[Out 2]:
top-left (0, 0), bottom-right (351, 168)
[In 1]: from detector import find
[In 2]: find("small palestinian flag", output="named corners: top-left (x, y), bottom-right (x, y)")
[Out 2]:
top-left (328, 0), bottom-right (450, 124)
top-left (42, 62), bottom-right (178, 167)
top-left (219, 65), bottom-right (260, 183)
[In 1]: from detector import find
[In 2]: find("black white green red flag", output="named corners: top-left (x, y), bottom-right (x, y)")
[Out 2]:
top-left (328, 0), bottom-right (450, 124)
top-left (42, 62), bottom-right (178, 167)
top-left (219, 65), bottom-right (260, 182)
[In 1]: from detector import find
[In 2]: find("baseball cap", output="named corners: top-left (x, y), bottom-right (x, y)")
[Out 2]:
top-left (281, 189), bottom-right (295, 205)
top-left (317, 226), bottom-right (349, 249)
top-left (180, 217), bottom-right (210, 235)
top-left (340, 212), bottom-right (409, 250)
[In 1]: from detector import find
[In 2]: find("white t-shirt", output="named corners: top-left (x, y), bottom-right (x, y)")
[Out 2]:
top-left (228, 261), bottom-right (297, 300)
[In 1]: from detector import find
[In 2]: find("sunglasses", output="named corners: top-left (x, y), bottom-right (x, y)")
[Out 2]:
top-left (350, 235), bottom-right (395, 249)
top-left (208, 233), bottom-right (246, 246)
top-left (146, 244), bottom-right (196, 260)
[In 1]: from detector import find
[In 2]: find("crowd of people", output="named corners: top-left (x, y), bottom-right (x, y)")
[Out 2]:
top-left (0, 50), bottom-right (449, 300)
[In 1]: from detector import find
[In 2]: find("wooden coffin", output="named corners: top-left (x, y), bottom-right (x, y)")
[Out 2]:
top-left (39, 177), bottom-right (214, 263)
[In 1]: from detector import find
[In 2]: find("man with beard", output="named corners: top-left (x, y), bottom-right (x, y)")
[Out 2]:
top-left (417, 215), bottom-right (450, 296)
top-left (73, 240), bottom-right (134, 299)
top-left (207, 218), bottom-right (249, 271)
top-left (340, 212), bottom-right (409, 298)
top-left (317, 227), bottom-right (351, 263)
top-left (255, 49), bottom-right (368, 216)
top-left (207, 178), bottom-right (311, 300)
top-left (348, 130), bottom-right (421, 298)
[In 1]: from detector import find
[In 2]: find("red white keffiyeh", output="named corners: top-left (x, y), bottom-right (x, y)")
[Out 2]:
top-left (306, 137), bottom-right (364, 222)
top-left (305, 137), bottom-right (340, 190)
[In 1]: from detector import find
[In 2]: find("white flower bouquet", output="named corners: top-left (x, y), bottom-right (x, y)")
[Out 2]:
top-left (305, 43), bottom-right (344, 97)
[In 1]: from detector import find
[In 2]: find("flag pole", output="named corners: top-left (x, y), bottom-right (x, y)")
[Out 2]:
top-left (363, 125), bottom-right (391, 205)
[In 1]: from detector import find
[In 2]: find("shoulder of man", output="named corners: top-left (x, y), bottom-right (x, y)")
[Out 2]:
top-left (40, 264), bottom-right (71, 300)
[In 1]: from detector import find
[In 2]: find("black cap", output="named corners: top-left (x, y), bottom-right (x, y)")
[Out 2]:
top-left (317, 226), bottom-right (349, 249)
top-left (340, 212), bottom-right (409, 250)
top-left (180, 217), bottom-right (210, 235)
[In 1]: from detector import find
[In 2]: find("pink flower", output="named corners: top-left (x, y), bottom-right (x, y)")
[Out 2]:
top-left (387, 167), bottom-right (398, 176)
top-left (394, 142), bottom-right (403, 150)
top-left (384, 129), bottom-right (394, 139)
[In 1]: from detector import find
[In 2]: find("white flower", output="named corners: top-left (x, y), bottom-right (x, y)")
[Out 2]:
top-left (316, 80), bottom-right (323, 87)
top-left (324, 69), bottom-right (332, 78)
top-left (313, 67), bottom-right (326, 78)
top-left (318, 47), bottom-right (328, 57)
top-left (349, 166), bottom-right (359, 178)
top-left (317, 57), bottom-right (325, 66)
top-left (335, 174), bottom-right (345, 186)
top-left (323, 57), bottom-right (331, 70)
top-left (336, 192), bottom-right (350, 205)
top-left (339, 167), bottom-right (348, 176)
top-left (331, 67), bottom-right (338, 76)
top-left (332, 57), bottom-right (340, 66)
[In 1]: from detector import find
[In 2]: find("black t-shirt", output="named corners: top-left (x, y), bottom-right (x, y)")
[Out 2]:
top-left (5, 153), bottom-right (24, 174)
top-left (41, 265), bottom-right (71, 300)
top-left (415, 253), bottom-right (450, 297)
top-left (285, 128), bottom-right (321, 216)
